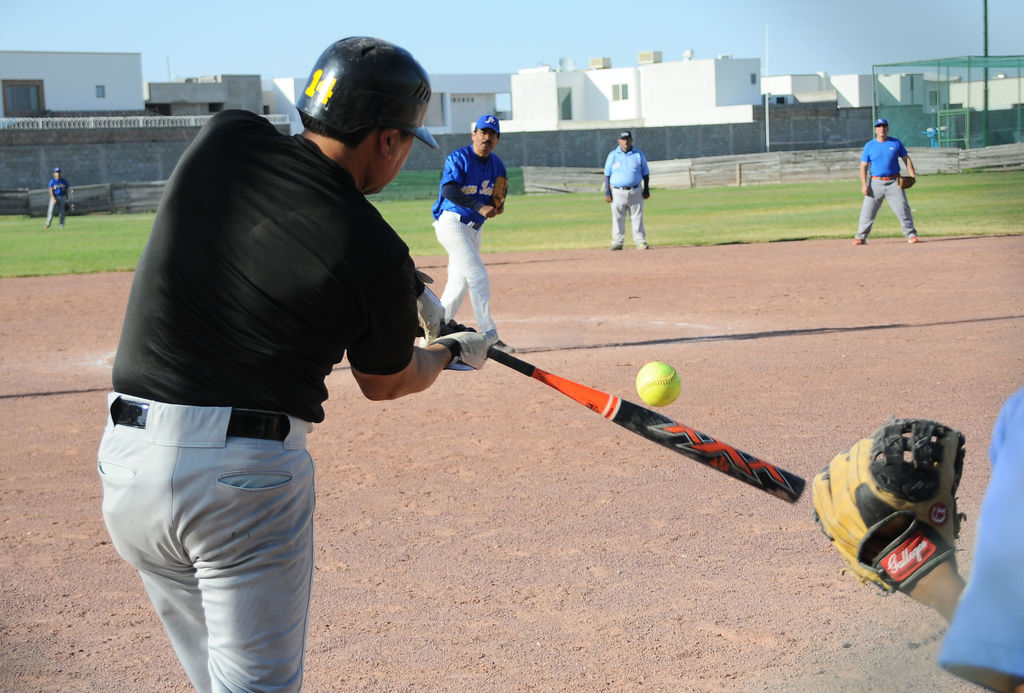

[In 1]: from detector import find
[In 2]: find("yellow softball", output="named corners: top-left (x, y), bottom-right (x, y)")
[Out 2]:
top-left (635, 361), bottom-right (681, 407)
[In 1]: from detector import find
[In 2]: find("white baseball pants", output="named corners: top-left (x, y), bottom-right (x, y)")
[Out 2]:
top-left (98, 394), bottom-right (315, 693)
top-left (433, 210), bottom-right (496, 333)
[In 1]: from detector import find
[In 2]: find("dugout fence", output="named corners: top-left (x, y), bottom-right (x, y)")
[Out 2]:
top-left (872, 56), bottom-right (1024, 149)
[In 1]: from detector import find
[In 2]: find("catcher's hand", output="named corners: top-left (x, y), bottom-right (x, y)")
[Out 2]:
top-left (491, 176), bottom-right (508, 214)
top-left (898, 175), bottom-right (915, 189)
top-left (812, 418), bottom-right (964, 593)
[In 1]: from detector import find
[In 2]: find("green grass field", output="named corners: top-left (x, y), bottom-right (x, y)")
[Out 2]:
top-left (1, 171), bottom-right (1021, 278)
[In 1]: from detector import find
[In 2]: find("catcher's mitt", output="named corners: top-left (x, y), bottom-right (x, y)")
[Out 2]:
top-left (812, 418), bottom-right (964, 593)
top-left (897, 175), bottom-right (915, 189)
top-left (491, 176), bottom-right (508, 214)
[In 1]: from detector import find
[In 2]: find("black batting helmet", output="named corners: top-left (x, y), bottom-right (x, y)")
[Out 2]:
top-left (297, 37), bottom-right (437, 148)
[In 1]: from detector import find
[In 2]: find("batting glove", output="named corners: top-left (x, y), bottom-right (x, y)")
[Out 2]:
top-left (432, 329), bottom-right (498, 370)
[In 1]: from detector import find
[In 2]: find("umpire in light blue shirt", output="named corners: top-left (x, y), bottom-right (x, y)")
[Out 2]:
top-left (603, 130), bottom-right (650, 250)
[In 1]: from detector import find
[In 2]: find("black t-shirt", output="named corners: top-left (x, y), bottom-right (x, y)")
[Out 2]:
top-left (112, 110), bottom-right (419, 423)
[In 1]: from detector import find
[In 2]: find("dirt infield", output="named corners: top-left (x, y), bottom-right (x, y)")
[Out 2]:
top-left (2, 235), bottom-right (1022, 692)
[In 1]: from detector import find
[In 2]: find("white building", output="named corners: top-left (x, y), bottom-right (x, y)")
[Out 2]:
top-left (504, 52), bottom-right (763, 132)
top-left (0, 50), bottom-right (144, 116)
top-left (145, 74), bottom-right (264, 116)
top-left (762, 72), bottom-right (872, 108)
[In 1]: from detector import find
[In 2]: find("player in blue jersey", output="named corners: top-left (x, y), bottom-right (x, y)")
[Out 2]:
top-left (46, 167), bottom-right (71, 228)
top-left (603, 131), bottom-right (650, 250)
top-left (854, 118), bottom-right (919, 245)
top-left (432, 114), bottom-right (514, 352)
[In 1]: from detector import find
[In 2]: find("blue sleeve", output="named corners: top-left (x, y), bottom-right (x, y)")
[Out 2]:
top-left (861, 142), bottom-right (872, 163)
top-left (440, 150), bottom-right (467, 187)
top-left (641, 150), bottom-right (650, 176)
top-left (896, 139), bottom-right (908, 158)
top-left (603, 150), bottom-right (614, 176)
top-left (938, 386), bottom-right (1024, 684)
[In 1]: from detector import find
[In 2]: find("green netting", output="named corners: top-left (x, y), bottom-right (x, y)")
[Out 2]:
top-left (871, 56), bottom-right (1024, 149)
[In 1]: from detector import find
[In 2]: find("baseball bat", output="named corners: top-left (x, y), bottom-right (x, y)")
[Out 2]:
top-left (487, 347), bottom-right (804, 503)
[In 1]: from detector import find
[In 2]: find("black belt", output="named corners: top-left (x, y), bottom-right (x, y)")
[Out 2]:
top-left (614, 185), bottom-right (638, 190)
top-left (110, 397), bottom-right (290, 441)
top-left (459, 214), bottom-right (481, 230)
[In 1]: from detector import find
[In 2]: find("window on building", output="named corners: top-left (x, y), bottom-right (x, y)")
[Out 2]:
top-left (774, 96), bottom-right (786, 105)
top-left (209, 102), bottom-right (224, 113)
top-left (612, 84), bottom-right (629, 101)
top-left (96, 85), bottom-right (106, 98)
top-left (558, 87), bottom-right (572, 120)
top-left (3, 79), bottom-right (45, 115)
top-left (750, 73), bottom-right (757, 85)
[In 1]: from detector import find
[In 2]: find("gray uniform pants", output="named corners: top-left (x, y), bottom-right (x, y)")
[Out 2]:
top-left (98, 394), bottom-right (315, 692)
top-left (856, 178), bottom-right (916, 240)
top-left (46, 196), bottom-right (67, 227)
top-left (610, 186), bottom-right (646, 247)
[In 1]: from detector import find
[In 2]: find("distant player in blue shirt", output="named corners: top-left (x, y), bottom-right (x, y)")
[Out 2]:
top-left (854, 118), bottom-right (919, 245)
top-left (46, 167), bottom-right (71, 229)
top-left (603, 131), bottom-right (650, 250)
top-left (432, 114), bottom-right (514, 352)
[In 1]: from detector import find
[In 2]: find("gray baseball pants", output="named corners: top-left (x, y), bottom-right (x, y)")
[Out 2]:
top-left (46, 196), bottom-right (67, 227)
top-left (610, 186), bottom-right (646, 247)
top-left (98, 394), bottom-right (315, 692)
top-left (856, 178), bottom-right (917, 240)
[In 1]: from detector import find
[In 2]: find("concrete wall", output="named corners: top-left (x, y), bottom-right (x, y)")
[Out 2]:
top-left (0, 106), bottom-right (872, 189)
top-left (0, 122), bottom-right (290, 189)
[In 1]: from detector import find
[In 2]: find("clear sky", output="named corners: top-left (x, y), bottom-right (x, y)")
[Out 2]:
top-left (2, 0), bottom-right (1021, 83)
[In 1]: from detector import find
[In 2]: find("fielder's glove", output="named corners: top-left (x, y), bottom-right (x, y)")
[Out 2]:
top-left (491, 175), bottom-right (508, 215)
top-left (897, 175), bottom-right (916, 190)
top-left (812, 418), bottom-right (964, 593)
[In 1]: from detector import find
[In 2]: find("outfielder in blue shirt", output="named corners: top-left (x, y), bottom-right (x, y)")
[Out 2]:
top-left (854, 118), bottom-right (919, 245)
top-left (46, 167), bottom-right (71, 228)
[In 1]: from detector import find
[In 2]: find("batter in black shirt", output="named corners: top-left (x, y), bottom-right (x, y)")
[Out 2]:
top-left (98, 38), bottom-right (498, 693)
top-left (114, 110), bottom-right (420, 423)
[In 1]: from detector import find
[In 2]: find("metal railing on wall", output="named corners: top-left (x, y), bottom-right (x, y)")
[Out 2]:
top-left (0, 114), bottom-right (291, 130)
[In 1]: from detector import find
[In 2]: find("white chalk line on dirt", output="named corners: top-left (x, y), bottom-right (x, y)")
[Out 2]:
top-left (500, 316), bottom-right (719, 331)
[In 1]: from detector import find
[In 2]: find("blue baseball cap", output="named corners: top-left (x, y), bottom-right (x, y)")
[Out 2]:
top-left (53, 167), bottom-right (62, 172)
top-left (874, 118), bottom-right (888, 127)
top-left (474, 114), bottom-right (500, 135)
